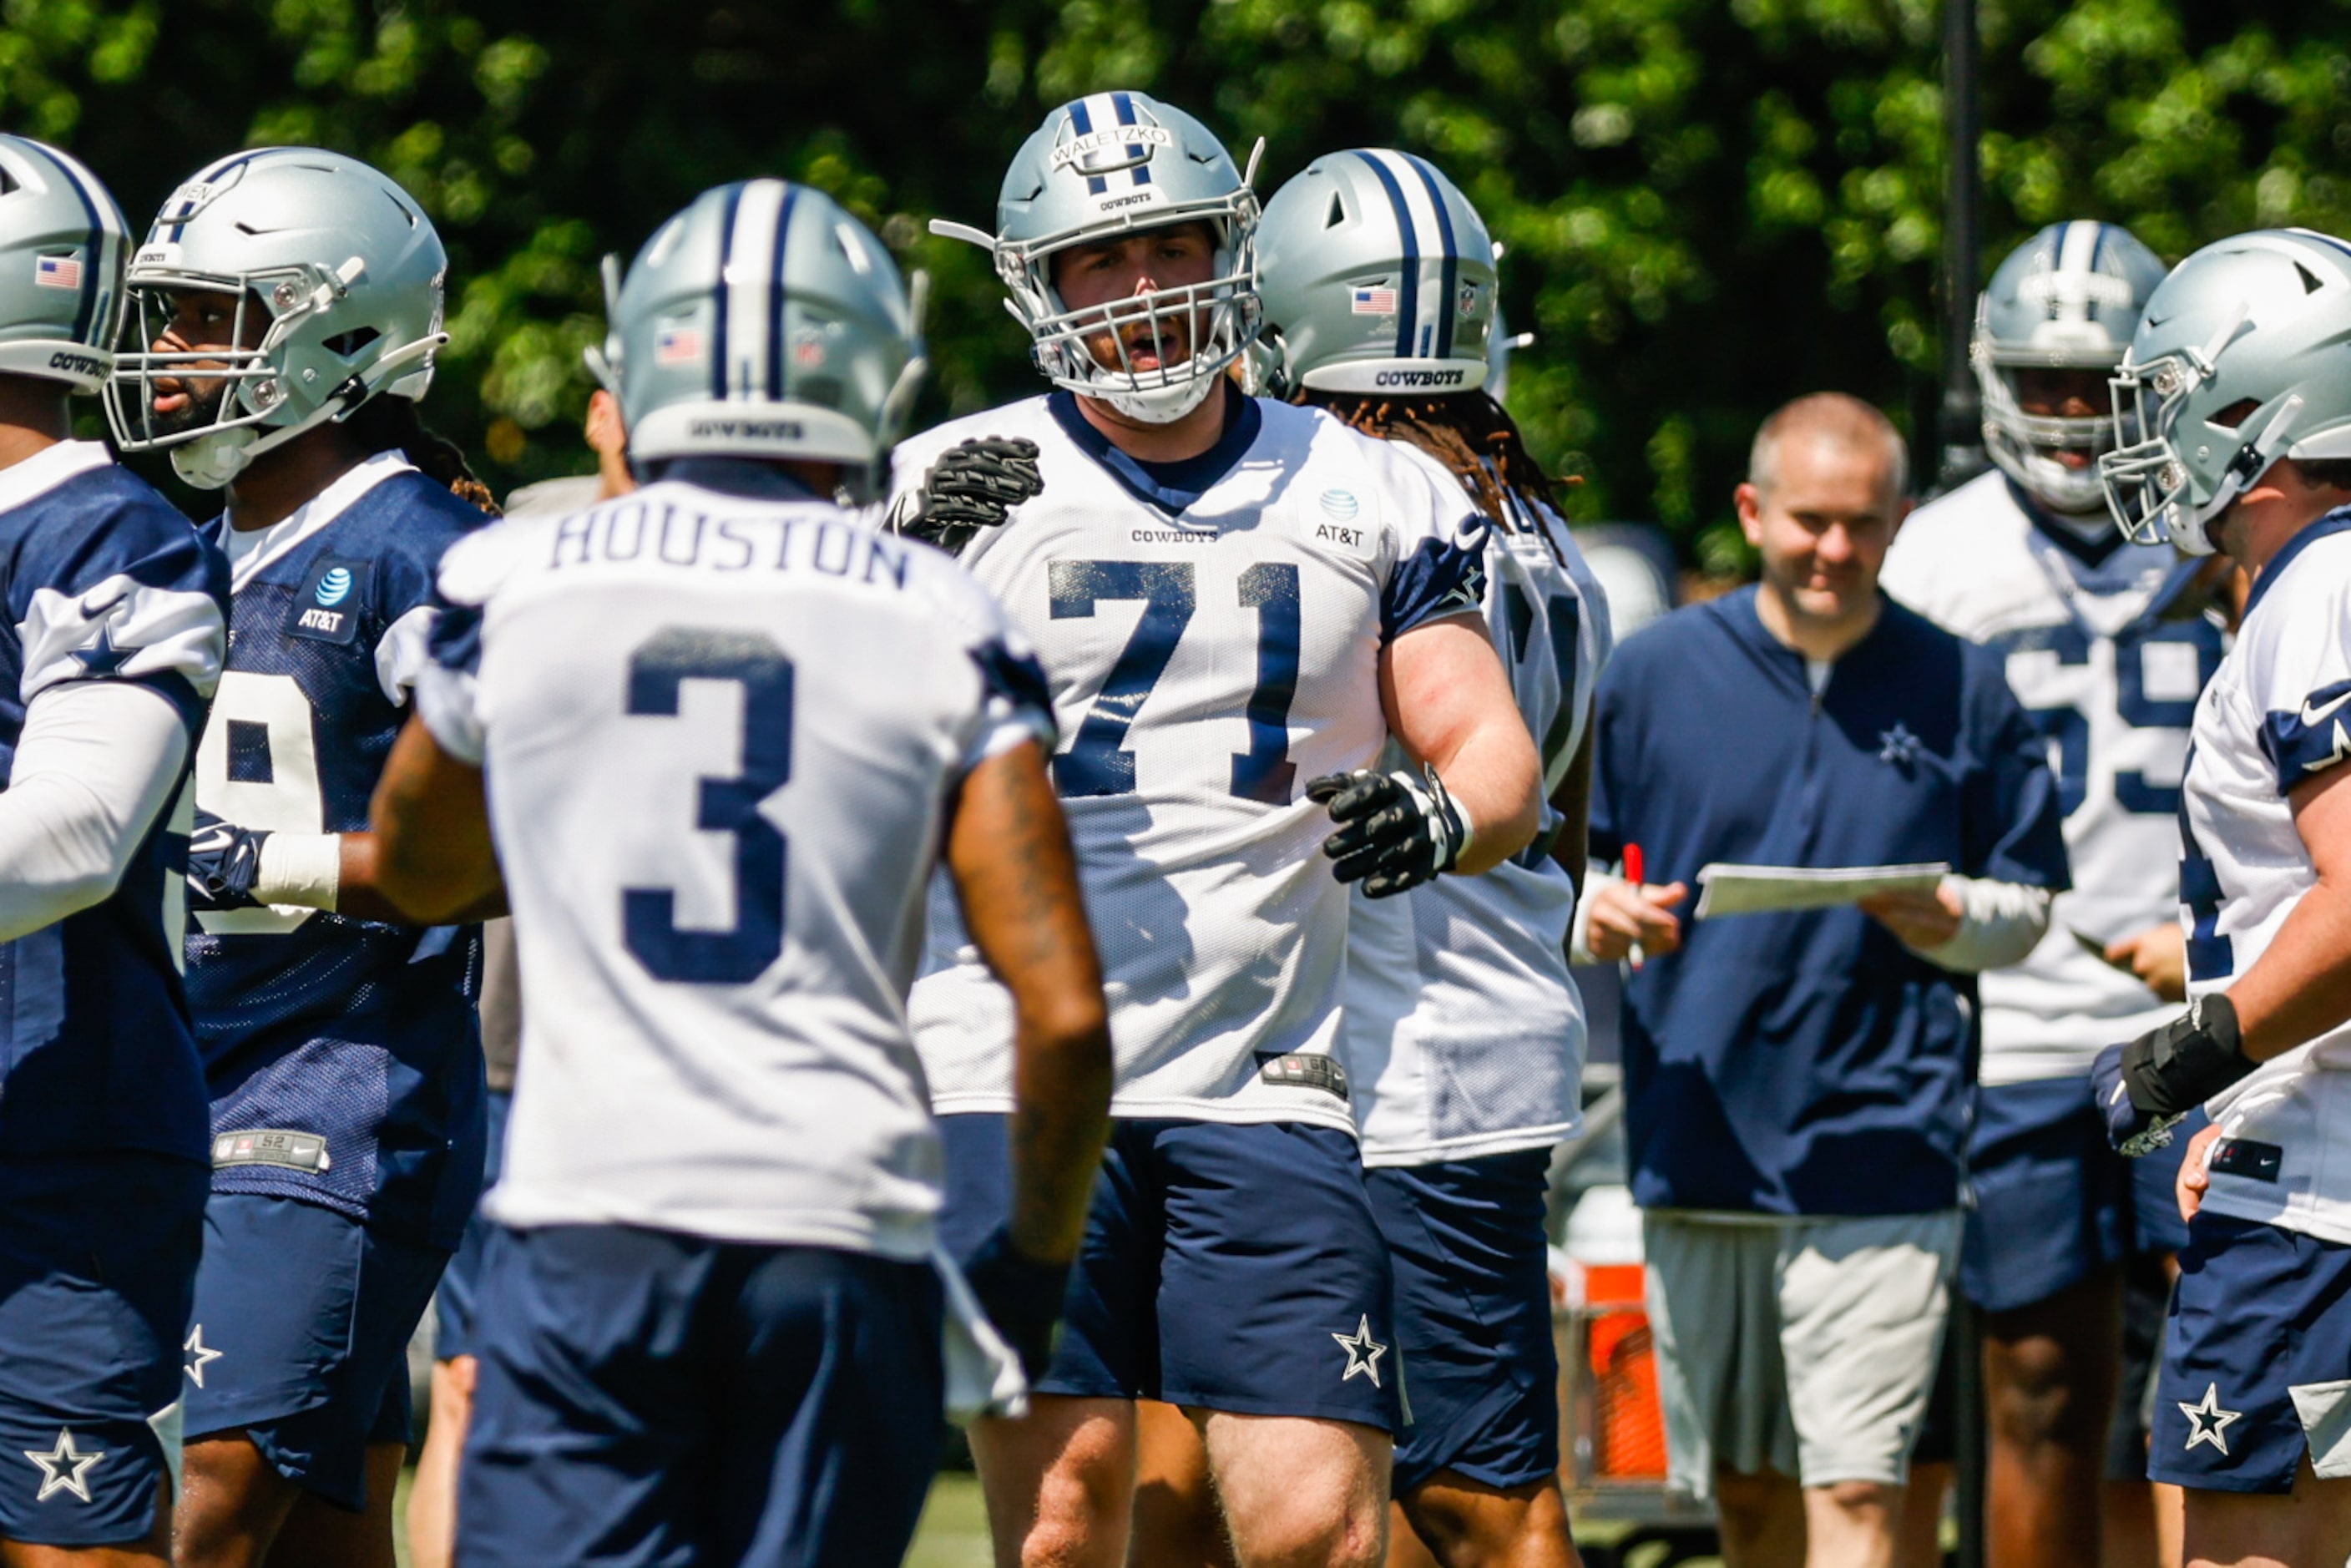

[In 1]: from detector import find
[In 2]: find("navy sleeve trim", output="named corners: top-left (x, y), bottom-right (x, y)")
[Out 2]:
top-left (2259, 676), bottom-right (2351, 792)
top-left (1381, 529), bottom-right (1488, 645)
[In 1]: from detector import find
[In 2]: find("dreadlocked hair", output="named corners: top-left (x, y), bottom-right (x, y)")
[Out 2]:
top-left (342, 394), bottom-right (502, 517)
top-left (1302, 390), bottom-right (1574, 567)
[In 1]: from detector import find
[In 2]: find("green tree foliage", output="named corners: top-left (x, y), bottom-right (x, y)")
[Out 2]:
top-left (3, 0), bottom-right (2344, 559)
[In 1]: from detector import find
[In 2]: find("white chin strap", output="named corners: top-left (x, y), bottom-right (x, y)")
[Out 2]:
top-left (170, 427), bottom-right (260, 491)
top-left (1093, 370), bottom-right (1220, 426)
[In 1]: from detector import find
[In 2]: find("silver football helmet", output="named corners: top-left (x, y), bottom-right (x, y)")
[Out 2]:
top-left (0, 136), bottom-right (130, 393)
top-left (106, 148), bottom-right (448, 489)
top-left (2101, 229), bottom-right (2351, 556)
top-left (1256, 149), bottom-right (1496, 398)
top-left (1974, 221), bottom-right (2168, 514)
top-left (605, 179), bottom-right (924, 478)
top-left (933, 91), bottom-right (1261, 424)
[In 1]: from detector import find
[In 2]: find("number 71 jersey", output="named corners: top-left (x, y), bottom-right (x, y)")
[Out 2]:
top-left (896, 392), bottom-right (1487, 1131)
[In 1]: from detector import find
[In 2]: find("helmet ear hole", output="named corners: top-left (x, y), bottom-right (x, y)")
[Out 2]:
top-left (324, 326), bottom-right (380, 358)
top-left (2212, 397), bottom-right (2262, 430)
top-left (1324, 192), bottom-right (1346, 230)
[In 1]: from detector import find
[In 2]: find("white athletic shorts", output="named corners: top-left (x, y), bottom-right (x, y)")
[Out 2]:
top-left (1641, 1208), bottom-right (1962, 1497)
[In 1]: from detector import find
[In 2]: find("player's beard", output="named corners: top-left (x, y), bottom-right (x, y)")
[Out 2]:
top-left (144, 376), bottom-right (233, 443)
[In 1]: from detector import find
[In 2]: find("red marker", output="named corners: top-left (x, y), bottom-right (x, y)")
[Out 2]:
top-left (1624, 842), bottom-right (1646, 888)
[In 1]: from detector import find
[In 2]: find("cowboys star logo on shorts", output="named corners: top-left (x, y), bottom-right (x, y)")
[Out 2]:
top-left (184, 1324), bottom-right (224, 1388)
top-left (23, 1429), bottom-right (104, 1503)
top-left (1331, 1315), bottom-right (1388, 1388)
top-left (2178, 1382), bottom-right (2242, 1455)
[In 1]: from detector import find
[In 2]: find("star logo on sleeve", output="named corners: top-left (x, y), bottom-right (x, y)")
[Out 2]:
top-left (183, 1325), bottom-right (223, 1388)
top-left (1877, 723), bottom-right (1923, 768)
top-left (23, 1429), bottom-right (104, 1502)
top-left (1331, 1316), bottom-right (1388, 1388)
top-left (2179, 1383), bottom-right (2242, 1455)
top-left (69, 622), bottom-right (134, 677)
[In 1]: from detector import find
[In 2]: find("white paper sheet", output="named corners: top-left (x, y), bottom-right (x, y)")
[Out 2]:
top-left (1692, 862), bottom-right (1950, 920)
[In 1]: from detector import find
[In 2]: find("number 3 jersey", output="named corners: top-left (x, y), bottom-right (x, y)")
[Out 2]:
top-left (417, 469), bottom-right (1054, 1257)
top-left (1881, 470), bottom-right (2222, 1085)
top-left (1342, 458), bottom-right (1612, 1166)
top-left (2178, 513), bottom-right (2351, 1244)
top-left (894, 391), bottom-right (1486, 1133)
top-left (0, 442), bottom-right (226, 1161)
top-left (187, 452), bottom-right (489, 1247)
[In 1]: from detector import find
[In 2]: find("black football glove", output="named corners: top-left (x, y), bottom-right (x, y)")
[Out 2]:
top-left (892, 437), bottom-right (1044, 554)
top-left (1306, 766), bottom-right (1469, 899)
top-left (186, 812), bottom-right (270, 910)
top-left (960, 1226), bottom-right (1072, 1384)
top-left (2093, 993), bottom-right (2257, 1156)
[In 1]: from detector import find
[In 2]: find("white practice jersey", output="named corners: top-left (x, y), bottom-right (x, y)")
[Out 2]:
top-left (1881, 470), bottom-right (2222, 1084)
top-left (897, 393), bottom-right (1486, 1131)
top-left (416, 474), bottom-right (1053, 1257)
top-left (1345, 453), bottom-right (1612, 1166)
top-left (2178, 517), bottom-right (2351, 1243)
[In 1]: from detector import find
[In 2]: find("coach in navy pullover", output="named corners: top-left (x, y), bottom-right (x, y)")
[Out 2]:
top-left (1587, 397), bottom-right (2070, 1218)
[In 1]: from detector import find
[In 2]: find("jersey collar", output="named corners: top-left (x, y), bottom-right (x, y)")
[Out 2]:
top-left (0, 440), bottom-right (112, 518)
top-left (2246, 505), bottom-right (2351, 619)
top-left (2007, 474), bottom-right (2129, 570)
top-left (213, 450), bottom-right (416, 594)
top-left (1046, 382), bottom-right (1263, 515)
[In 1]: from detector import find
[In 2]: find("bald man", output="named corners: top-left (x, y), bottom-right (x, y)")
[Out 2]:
top-left (1578, 394), bottom-right (2070, 1568)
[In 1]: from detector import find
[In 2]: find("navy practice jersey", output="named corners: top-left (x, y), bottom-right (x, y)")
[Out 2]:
top-left (186, 453), bottom-right (488, 1246)
top-left (1590, 587), bottom-right (2070, 1216)
top-left (0, 442), bottom-right (226, 1161)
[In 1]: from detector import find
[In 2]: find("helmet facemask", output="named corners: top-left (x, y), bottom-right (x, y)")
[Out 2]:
top-left (1974, 330), bottom-right (2123, 516)
top-left (1004, 204), bottom-right (1261, 424)
top-left (106, 255), bottom-right (441, 489)
top-left (2100, 338), bottom-right (2302, 558)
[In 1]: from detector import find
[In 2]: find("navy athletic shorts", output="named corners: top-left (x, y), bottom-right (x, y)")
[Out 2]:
top-left (1960, 1075), bottom-right (2198, 1313)
top-left (456, 1224), bottom-right (943, 1568)
top-left (433, 1088), bottom-right (511, 1363)
top-left (939, 1115), bottom-right (1399, 1431)
top-left (1368, 1150), bottom-right (1560, 1492)
top-left (182, 1194), bottom-right (448, 1510)
top-left (0, 1154), bottom-right (205, 1547)
top-left (2150, 1209), bottom-right (2351, 1494)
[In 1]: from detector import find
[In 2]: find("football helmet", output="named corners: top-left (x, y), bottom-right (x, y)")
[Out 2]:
top-left (605, 179), bottom-right (925, 479)
top-left (1975, 221), bottom-right (2168, 515)
top-left (2101, 229), bottom-right (2351, 555)
top-left (0, 136), bottom-right (129, 394)
top-left (933, 91), bottom-right (1261, 424)
top-left (1256, 149), bottom-right (1496, 398)
top-left (106, 148), bottom-right (448, 489)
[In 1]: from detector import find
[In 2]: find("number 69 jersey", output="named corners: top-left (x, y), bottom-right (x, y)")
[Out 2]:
top-left (2177, 515), bottom-right (2351, 1244)
top-left (417, 473), bottom-right (1054, 1257)
top-left (1880, 470), bottom-right (2222, 1085)
top-left (895, 391), bottom-right (1486, 1132)
top-left (187, 453), bottom-right (489, 1246)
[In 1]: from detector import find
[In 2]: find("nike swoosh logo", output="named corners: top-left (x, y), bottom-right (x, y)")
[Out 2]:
top-left (2303, 689), bottom-right (2351, 726)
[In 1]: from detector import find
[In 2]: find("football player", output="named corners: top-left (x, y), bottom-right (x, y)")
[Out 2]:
top-left (1878, 221), bottom-right (2212, 1568)
top-left (365, 177), bottom-right (1114, 1568)
top-left (0, 136), bottom-right (228, 1566)
top-left (896, 93), bottom-right (1543, 1568)
top-left (1254, 149), bottom-right (1612, 1568)
top-left (2094, 228), bottom-right (2351, 1568)
top-left (104, 149), bottom-right (494, 1567)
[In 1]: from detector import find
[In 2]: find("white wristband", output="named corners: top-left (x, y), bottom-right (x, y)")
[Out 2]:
top-left (253, 832), bottom-right (342, 913)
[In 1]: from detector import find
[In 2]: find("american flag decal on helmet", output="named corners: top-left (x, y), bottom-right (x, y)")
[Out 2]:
top-left (656, 326), bottom-right (701, 365)
top-left (33, 254), bottom-right (81, 290)
top-left (1352, 286), bottom-right (1398, 316)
